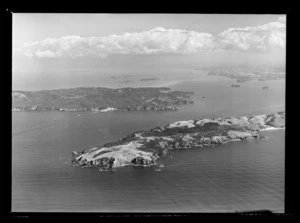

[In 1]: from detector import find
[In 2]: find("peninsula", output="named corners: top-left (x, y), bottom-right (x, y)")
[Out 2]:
top-left (12, 87), bottom-right (193, 112)
top-left (72, 111), bottom-right (285, 171)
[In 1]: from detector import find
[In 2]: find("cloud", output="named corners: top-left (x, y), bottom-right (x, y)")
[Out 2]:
top-left (278, 16), bottom-right (286, 24)
top-left (22, 28), bottom-right (217, 58)
top-left (21, 16), bottom-right (286, 58)
top-left (217, 20), bottom-right (286, 53)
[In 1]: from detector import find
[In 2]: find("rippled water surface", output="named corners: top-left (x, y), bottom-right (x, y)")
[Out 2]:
top-left (12, 77), bottom-right (285, 212)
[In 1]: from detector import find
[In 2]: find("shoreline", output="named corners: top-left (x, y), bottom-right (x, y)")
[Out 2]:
top-left (260, 127), bottom-right (285, 131)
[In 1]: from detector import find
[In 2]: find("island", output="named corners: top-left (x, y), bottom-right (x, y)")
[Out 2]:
top-left (236, 78), bottom-right (253, 83)
top-left (110, 75), bottom-right (133, 79)
top-left (207, 65), bottom-right (285, 82)
top-left (139, 78), bottom-right (159, 81)
top-left (72, 111), bottom-right (285, 171)
top-left (262, 86), bottom-right (269, 90)
top-left (119, 80), bottom-right (133, 84)
top-left (231, 84), bottom-right (241, 88)
top-left (208, 70), bottom-right (285, 82)
top-left (12, 87), bottom-right (193, 112)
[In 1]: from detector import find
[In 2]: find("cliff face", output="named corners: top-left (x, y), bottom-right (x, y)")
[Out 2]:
top-left (72, 111), bottom-right (285, 171)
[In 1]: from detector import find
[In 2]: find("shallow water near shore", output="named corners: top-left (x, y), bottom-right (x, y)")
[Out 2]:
top-left (12, 78), bottom-right (285, 212)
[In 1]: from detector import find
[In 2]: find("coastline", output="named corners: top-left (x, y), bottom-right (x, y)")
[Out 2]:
top-left (260, 127), bottom-right (285, 131)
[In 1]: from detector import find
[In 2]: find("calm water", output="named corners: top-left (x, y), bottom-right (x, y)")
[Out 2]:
top-left (12, 77), bottom-right (285, 212)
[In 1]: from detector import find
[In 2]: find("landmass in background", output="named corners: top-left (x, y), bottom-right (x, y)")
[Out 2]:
top-left (12, 87), bottom-right (193, 112)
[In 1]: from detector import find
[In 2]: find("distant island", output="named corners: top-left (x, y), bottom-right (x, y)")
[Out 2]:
top-left (207, 65), bottom-right (285, 82)
top-left (236, 78), bottom-right (253, 83)
top-left (119, 80), bottom-right (133, 84)
top-left (12, 87), bottom-right (193, 112)
top-left (72, 111), bottom-right (285, 171)
top-left (110, 75), bottom-right (132, 79)
top-left (139, 78), bottom-right (159, 81)
top-left (231, 84), bottom-right (241, 88)
top-left (262, 86), bottom-right (269, 90)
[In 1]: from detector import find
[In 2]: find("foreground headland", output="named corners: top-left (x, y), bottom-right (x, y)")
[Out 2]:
top-left (12, 87), bottom-right (193, 112)
top-left (72, 111), bottom-right (285, 171)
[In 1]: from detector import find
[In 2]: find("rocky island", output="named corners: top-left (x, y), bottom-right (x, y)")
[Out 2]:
top-left (72, 111), bottom-right (285, 171)
top-left (12, 87), bottom-right (193, 112)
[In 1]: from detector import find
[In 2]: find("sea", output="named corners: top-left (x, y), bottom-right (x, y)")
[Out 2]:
top-left (12, 70), bottom-right (285, 212)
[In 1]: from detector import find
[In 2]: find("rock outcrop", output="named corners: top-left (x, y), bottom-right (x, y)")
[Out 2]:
top-left (71, 111), bottom-right (285, 171)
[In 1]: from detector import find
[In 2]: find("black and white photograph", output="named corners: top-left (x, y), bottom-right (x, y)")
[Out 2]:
top-left (11, 13), bottom-right (287, 214)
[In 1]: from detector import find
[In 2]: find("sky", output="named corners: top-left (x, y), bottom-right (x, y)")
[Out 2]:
top-left (12, 14), bottom-right (286, 90)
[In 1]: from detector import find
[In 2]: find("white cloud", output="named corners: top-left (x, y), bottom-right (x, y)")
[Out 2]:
top-left (21, 17), bottom-right (286, 58)
top-left (278, 16), bottom-right (286, 24)
top-left (216, 18), bottom-right (286, 53)
top-left (22, 28), bottom-right (217, 58)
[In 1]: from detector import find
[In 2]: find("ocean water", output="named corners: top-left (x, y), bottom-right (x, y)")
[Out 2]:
top-left (12, 77), bottom-right (285, 212)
